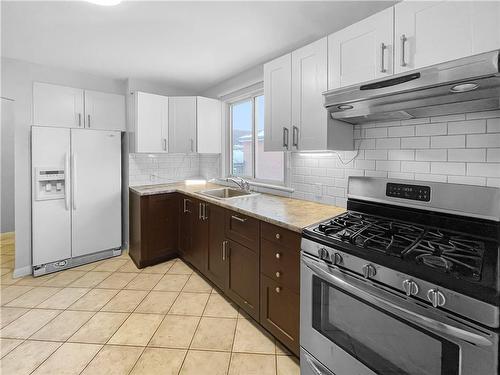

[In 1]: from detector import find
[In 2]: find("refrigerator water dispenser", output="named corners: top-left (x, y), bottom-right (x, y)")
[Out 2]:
top-left (35, 168), bottom-right (65, 200)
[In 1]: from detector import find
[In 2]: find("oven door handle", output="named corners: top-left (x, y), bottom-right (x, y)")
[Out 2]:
top-left (303, 257), bottom-right (493, 347)
top-left (303, 350), bottom-right (334, 375)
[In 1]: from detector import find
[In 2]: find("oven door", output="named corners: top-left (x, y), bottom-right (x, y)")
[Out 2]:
top-left (300, 253), bottom-right (498, 375)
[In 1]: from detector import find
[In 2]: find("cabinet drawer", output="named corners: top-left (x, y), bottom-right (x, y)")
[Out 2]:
top-left (225, 211), bottom-right (260, 250)
top-left (261, 239), bottom-right (299, 293)
top-left (261, 221), bottom-right (300, 249)
top-left (260, 275), bottom-right (299, 356)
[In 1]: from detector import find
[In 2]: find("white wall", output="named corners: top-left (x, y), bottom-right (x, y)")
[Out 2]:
top-left (1, 57), bottom-right (126, 276)
top-left (200, 64), bottom-right (263, 99)
top-left (1, 98), bottom-right (15, 232)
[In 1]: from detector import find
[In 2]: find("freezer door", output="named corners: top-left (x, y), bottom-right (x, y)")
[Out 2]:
top-left (71, 129), bottom-right (122, 257)
top-left (31, 126), bottom-right (72, 266)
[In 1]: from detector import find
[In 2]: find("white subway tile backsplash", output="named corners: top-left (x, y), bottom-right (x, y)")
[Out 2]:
top-left (414, 173), bottom-right (448, 183)
top-left (447, 176), bottom-right (487, 186)
top-left (401, 118), bottom-right (430, 126)
top-left (431, 162), bottom-right (465, 176)
top-left (415, 149), bottom-right (447, 161)
top-left (465, 110), bottom-right (500, 120)
top-left (376, 160), bottom-right (400, 172)
top-left (401, 161), bottom-right (430, 173)
top-left (415, 123), bottom-right (447, 136)
top-left (401, 137), bottom-right (430, 149)
top-left (365, 150), bottom-right (388, 160)
top-left (487, 149), bottom-right (500, 162)
top-left (365, 127), bottom-right (388, 138)
top-left (388, 172), bottom-right (414, 180)
top-left (430, 114), bottom-right (465, 123)
top-left (487, 118), bottom-right (500, 133)
top-left (365, 170), bottom-right (388, 177)
top-left (448, 148), bottom-right (486, 162)
top-left (354, 160), bottom-right (376, 170)
top-left (388, 150), bottom-right (415, 161)
top-left (467, 133), bottom-right (500, 148)
top-left (388, 126), bottom-right (414, 137)
top-left (431, 135), bottom-right (466, 148)
top-left (447, 120), bottom-right (486, 134)
top-left (376, 138), bottom-right (401, 149)
top-left (467, 163), bottom-right (500, 178)
top-left (487, 178), bottom-right (500, 188)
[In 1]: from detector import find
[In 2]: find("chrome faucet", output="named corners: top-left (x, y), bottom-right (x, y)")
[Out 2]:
top-left (226, 177), bottom-right (251, 192)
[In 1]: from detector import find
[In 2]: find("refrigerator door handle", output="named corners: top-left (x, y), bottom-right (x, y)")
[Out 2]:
top-left (64, 152), bottom-right (70, 210)
top-left (72, 153), bottom-right (77, 210)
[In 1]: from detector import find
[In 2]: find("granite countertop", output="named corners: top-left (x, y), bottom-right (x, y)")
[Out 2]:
top-left (129, 181), bottom-right (346, 232)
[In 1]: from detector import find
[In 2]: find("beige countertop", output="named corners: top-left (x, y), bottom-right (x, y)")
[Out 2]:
top-left (129, 181), bottom-right (346, 232)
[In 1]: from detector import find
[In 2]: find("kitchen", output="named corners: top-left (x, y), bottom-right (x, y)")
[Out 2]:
top-left (1, 1), bottom-right (500, 374)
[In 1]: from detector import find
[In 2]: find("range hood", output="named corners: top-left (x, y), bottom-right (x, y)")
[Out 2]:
top-left (324, 50), bottom-right (500, 124)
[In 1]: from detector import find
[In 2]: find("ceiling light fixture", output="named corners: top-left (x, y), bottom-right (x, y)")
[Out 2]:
top-left (450, 82), bottom-right (479, 93)
top-left (86, 0), bottom-right (122, 6)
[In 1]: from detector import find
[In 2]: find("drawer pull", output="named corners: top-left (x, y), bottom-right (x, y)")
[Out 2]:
top-left (275, 287), bottom-right (281, 293)
top-left (275, 271), bottom-right (281, 278)
top-left (275, 233), bottom-right (281, 239)
top-left (231, 215), bottom-right (247, 223)
top-left (275, 252), bottom-right (281, 259)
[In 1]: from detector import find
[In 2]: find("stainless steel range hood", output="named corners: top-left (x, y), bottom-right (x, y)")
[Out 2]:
top-left (324, 50), bottom-right (500, 124)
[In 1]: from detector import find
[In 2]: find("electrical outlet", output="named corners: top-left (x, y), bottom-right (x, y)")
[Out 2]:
top-left (315, 183), bottom-right (323, 197)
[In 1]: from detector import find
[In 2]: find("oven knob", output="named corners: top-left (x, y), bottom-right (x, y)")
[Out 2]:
top-left (333, 252), bottom-right (343, 266)
top-left (427, 289), bottom-right (446, 308)
top-left (318, 247), bottom-right (330, 262)
top-left (402, 279), bottom-right (419, 296)
top-left (362, 264), bottom-right (376, 279)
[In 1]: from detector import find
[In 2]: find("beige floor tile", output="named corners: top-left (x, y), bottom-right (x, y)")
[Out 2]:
top-left (13, 273), bottom-right (56, 287)
top-left (1, 306), bottom-right (29, 328)
top-left (97, 272), bottom-right (138, 289)
top-left (277, 354), bottom-right (300, 375)
top-left (0, 338), bottom-right (23, 358)
top-left (204, 294), bottom-right (239, 318)
top-left (68, 288), bottom-right (119, 311)
top-left (118, 260), bottom-right (142, 273)
top-left (182, 274), bottom-right (213, 293)
top-left (30, 310), bottom-right (94, 341)
top-left (167, 260), bottom-right (194, 275)
top-left (5, 286), bottom-right (61, 308)
top-left (0, 268), bottom-right (12, 276)
top-left (92, 258), bottom-right (129, 272)
top-left (0, 340), bottom-right (62, 375)
top-left (37, 287), bottom-right (89, 309)
top-left (228, 353), bottom-right (276, 375)
top-left (190, 317), bottom-right (236, 352)
top-left (32, 342), bottom-right (102, 375)
top-left (275, 341), bottom-right (292, 356)
top-left (108, 313), bottom-right (164, 346)
top-left (41, 270), bottom-right (87, 287)
top-left (81, 345), bottom-right (143, 375)
top-left (153, 273), bottom-right (190, 292)
top-left (0, 309), bottom-right (60, 339)
top-left (0, 272), bottom-right (19, 285)
top-left (1, 285), bottom-right (33, 305)
top-left (135, 291), bottom-right (179, 314)
top-left (69, 311), bottom-right (129, 344)
top-left (149, 314), bottom-right (200, 349)
top-left (169, 292), bottom-right (210, 316)
top-left (68, 271), bottom-right (112, 288)
top-left (130, 347), bottom-right (186, 375)
top-left (101, 290), bottom-right (148, 312)
top-left (232, 318), bottom-right (276, 354)
top-left (180, 350), bottom-right (230, 375)
top-left (125, 273), bottom-right (162, 291)
top-left (141, 259), bottom-right (175, 274)
top-left (71, 261), bottom-right (100, 272)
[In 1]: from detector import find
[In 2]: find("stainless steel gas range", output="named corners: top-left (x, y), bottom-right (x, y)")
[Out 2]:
top-left (300, 177), bottom-right (500, 375)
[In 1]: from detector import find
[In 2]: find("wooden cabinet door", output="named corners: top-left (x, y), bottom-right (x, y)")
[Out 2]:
top-left (135, 92), bottom-right (169, 153)
top-left (226, 239), bottom-right (259, 319)
top-left (146, 194), bottom-right (178, 261)
top-left (291, 37), bottom-right (328, 151)
top-left (197, 97), bottom-right (222, 154)
top-left (328, 7), bottom-right (393, 89)
top-left (84, 90), bottom-right (126, 131)
top-left (205, 204), bottom-right (228, 290)
top-left (190, 199), bottom-right (209, 273)
top-left (33, 82), bottom-right (84, 128)
top-left (264, 53), bottom-right (292, 151)
top-left (260, 275), bottom-right (299, 356)
top-left (179, 196), bottom-right (194, 259)
top-left (168, 96), bottom-right (197, 153)
top-left (395, 1), bottom-right (500, 74)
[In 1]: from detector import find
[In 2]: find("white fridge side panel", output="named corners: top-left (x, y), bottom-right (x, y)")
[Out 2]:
top-left (71, 129), bottom-right (122, 257)
top-left (31, 126), bottom-right (72, 266)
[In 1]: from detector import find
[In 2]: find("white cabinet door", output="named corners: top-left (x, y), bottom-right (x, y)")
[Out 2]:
top-left (33, 82), bottom-right (84, 128)
top-left (197, 97), bottom-right (221, 154)
top-left (264, 53), bottom-right (292, 151)
top-left (135, 92), bottom-right (169, 153)
top-left (84, 90), bottom-right (126, 131)
top-left (168, 97), bottom-right (197, 153)
top-left (328, 7), bottom-right (393, 89)
top-left (291, 37), bottom-right (328, 151)
top-left (395, 1), bottom-right (500, 73)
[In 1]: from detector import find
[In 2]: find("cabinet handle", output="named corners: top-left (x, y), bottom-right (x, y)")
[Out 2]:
top-left (275, 233), bottom-right (281, 240)
top-left (275, 271), bottom-right (281, 278)
top-left (87, 114), bottom-right (91, 128)
top-left (282, 127), bottom-right (289, 149)
top-left (231, 215), bottom-right (247, 223)
top-left (78, 113), bottom-right (82, 127)
top-left (162, 138), bottom-right (167, 151)
top-left (380, 43), bottom-right (387, 73)
top-left (292, 126), bottom-right (299, 148)
top-left (275, 287), bottom-right (281, 293)
top-left (222, 240), bottom-right (229, 261)
top-left (199, 202), bottom-right (203, 220)
top-left (400, 34), bottom-right (407, 67)
top-left (275, 252), bottom-right (281, 259)
top-left (183, 198), bottom-right (191, 213)
top-left (203, 203), bottom-right (208, 220)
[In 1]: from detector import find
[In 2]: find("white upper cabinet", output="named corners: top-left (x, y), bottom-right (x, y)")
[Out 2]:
top-left (84, 90), bottom-right (126, 131)
top-left (33, 82), bottom-right (84, 128)
top-left (135, 92), bottom-right (169, 153)
top-left (168, 96), bottom-right (197, 154)
top-left (328, 7), bottom-right (393, 89)
top-left (197, 97), bottom-right (222, 154)
top-left (291, 37), bottom-right (328, 151)
top-left (264, 54), bottom-right (292, 151)
top-left (395, 1), bottom-right (500, 74)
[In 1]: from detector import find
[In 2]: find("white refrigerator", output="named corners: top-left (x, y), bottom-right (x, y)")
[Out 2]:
top-left (31, 126), bottom-right (122, 276)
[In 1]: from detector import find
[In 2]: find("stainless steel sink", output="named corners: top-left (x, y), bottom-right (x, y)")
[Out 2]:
top-left (198, 188), bottom-right (258, 200)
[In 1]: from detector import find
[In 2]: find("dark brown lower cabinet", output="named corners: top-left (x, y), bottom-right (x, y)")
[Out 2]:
top-left (205, 204), bottom-right (228, 290)
top-left (129, 192), bottom-right (178, 268)
top-left (185, 198), bottom-right (208, 272)
top-left (178, 196), bottom-right (193, 258)
top-left (226, 239), bottom-right (260, 320)
top-left (260, 274), bottom-right (300, 356)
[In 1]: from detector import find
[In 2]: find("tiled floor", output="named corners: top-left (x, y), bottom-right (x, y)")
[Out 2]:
top-left (0, 232), bottom-right (300, 375)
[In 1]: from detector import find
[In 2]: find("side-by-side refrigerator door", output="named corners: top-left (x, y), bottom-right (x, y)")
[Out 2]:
top-left (70, 129), bottom-right (121, 257)
top-left (31, 126), bottom-right (72, 266)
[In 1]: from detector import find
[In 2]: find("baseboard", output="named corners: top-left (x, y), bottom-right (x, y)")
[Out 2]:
top-left (13, 265), bottom-right (31, 278)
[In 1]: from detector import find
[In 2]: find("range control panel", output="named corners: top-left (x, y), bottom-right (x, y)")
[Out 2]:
top-left (386, 183), bottom-right (430, 202)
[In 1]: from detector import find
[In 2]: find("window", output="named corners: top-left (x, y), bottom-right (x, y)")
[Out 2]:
top-left (230, 94), bottom-right (284, 183)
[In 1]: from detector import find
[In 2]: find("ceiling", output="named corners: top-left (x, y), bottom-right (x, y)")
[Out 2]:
top-left (1, 1), bottom-right (394, 93)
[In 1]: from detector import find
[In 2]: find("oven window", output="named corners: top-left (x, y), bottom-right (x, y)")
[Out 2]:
top-left (312, 276), bottom-right (459, 375)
